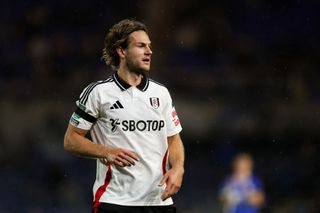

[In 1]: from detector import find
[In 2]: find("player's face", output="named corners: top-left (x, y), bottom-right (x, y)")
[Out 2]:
top-left (234, 157), bottom-right (253, 176)
top-left (124, 30), bottom-right (152, 75)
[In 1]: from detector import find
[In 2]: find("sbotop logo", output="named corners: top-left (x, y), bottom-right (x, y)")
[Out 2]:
top-left (110, 119), bottom-right (165, 132)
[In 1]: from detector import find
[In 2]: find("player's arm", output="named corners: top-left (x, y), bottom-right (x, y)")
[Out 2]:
top-left (247, 190), bottom-right (265, 207)
top-left (64, 124), bottom-right (139, 167)
top-left (218, 186), bottom-right (240, 205)
top-left (160, 133), bottom-right (185, 201)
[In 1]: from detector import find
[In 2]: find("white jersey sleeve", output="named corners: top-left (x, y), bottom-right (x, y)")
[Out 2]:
top-left (163, 89), bottom-right (182, 137)
top-left (69, 82), bottom-right (100, 130)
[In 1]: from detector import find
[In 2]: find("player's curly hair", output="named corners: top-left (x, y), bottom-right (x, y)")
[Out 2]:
top-left (102, 19), bottom-right (148, 70)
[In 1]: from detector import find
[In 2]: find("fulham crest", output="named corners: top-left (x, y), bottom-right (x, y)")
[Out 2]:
top-left (150, 97), bottom-right (160, 109)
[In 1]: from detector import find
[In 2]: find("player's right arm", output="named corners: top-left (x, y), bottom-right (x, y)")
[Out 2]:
top-left (64, 124), bottom-right (139, 167)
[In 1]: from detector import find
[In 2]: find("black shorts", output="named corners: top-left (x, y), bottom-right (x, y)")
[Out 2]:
top-left (93, 203), bottom-right (176, 213)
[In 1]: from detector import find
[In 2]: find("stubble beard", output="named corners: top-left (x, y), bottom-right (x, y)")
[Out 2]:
top-left (125, 57), bottom-right (150, 76)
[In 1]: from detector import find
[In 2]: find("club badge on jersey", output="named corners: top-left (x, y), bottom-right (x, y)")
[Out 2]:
top-left (150, 97), bottom-right (160, 109)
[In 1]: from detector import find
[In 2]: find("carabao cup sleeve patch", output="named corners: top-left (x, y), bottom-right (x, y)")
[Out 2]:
top-left (69, 112), bottom-right (93, 130)
top-left (70, 112), bottom-right (80, 126)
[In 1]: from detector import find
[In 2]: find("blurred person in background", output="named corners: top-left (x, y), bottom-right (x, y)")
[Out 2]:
top-left (219, 153), bottom-right (265, 213)
top-left (64, 19), bottom-right (185, 213)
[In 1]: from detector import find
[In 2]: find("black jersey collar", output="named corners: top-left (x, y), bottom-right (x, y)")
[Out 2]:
top-left (113, 72), bottom-right (149, 92)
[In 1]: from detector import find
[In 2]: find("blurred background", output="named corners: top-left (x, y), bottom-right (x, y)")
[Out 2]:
top-left (1, 0), bottom-right (319, 212)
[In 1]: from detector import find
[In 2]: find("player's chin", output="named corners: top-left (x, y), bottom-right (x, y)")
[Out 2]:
top-left (140, 65), bottom-right (150, 72)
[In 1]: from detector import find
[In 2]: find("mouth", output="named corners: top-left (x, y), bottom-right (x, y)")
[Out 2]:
top-left (142, 58), bottom-right (151, 64)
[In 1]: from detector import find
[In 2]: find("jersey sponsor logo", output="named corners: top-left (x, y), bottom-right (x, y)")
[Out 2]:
top-left (110, 119), bottom-right (165, 132)
top-left (171, 107), bottom-right (180, 126)
top-left (149, 97), bottom-right (160, 109)
top-left (110, 118), bottom-right (120, 132)
top-left (110, 101), bottom-right (124, 109)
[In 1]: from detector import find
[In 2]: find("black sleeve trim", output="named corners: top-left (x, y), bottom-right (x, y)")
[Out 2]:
top-left (75, 106), bottom-right (97, 123)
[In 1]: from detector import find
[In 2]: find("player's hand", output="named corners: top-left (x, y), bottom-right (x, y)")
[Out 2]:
top-left (101, 147), bottom-right (139, 167)
top-left (159, 166), bottom-right (184, 201)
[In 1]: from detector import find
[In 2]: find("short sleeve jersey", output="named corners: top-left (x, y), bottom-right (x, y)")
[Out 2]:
top-left (69, 72), bottom-right (182, 207)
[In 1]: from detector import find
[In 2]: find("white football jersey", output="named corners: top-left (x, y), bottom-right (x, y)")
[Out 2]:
top-left (69, 72), bottom-right (182, 207)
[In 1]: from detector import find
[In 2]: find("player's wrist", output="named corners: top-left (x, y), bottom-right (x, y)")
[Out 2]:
top-left (99, 145), bottom-right (113, 158)
top-left (172, 165), bottom-right (184, 174)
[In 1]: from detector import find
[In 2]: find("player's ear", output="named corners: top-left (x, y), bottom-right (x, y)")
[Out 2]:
top-left (116, 47), bottom-right (126, 59)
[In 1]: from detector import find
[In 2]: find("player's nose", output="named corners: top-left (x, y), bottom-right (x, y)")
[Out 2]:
top-left (145, 46), bottom-right (152, 55)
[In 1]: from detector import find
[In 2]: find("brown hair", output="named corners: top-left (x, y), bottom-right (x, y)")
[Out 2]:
top-left (102, 19), bottom-right (148, 70)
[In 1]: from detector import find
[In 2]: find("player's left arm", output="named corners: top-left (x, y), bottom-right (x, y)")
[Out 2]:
top-left (160, 133), bottom-right (185, 201)
top-left (247, 190), bottom-right (265, 207)
top-left (247, 177), bottom-right (265, 207)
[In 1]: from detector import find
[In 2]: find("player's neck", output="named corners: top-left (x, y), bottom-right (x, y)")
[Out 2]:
top-left (234, 171), bottom-right (252, 181)
top-left (117, 68), bottom-right (142, 87)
